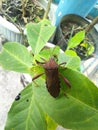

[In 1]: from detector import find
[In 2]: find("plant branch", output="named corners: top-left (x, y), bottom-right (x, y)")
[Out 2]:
top-left (85, 16), bottom-right (98, 33)
top-left (43, 0), bottom-right (52, 19)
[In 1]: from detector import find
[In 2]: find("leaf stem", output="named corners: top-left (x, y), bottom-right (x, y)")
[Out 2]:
top-left (43, 0), bottom-right (52, 19)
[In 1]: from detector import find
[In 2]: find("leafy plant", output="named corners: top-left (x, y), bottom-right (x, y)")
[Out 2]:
top-left (65, 30), bottom-right (94, 59)
top-left (1, 0), bottom-right (45, 26)
top-left (0, 19), bottom-right (98, 130)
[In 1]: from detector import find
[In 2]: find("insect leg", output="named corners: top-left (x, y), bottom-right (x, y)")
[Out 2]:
top-left (32, 73), bottom-right (44, 81)
top-left (59, 73), bottom-right (71, 88)
top-left (59, 62), bottom-right (66, 66)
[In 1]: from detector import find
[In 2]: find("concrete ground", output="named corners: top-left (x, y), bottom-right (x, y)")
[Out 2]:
top-left (0, 34), bottom-right (23, 129)
top-left (0, 67), bottom-right (23, 130)
top-left (0, 31), bottom-right (98, 130)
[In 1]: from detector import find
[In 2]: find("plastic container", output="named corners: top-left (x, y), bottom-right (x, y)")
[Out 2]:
top-left (0, 0), bottom-right (55, 43)
top-left (88, 4), bottom-right (98, 19)
top-left (53, 14), bottom-right (98, 59)
top-left (52, 0), bottom-right (60, 4)
top-left (55, 0), bottom-right (97, 26)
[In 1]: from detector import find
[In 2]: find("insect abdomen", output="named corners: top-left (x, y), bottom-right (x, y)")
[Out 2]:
top-left (44, 58), bottom-right (60, 98)
top-left (45, 69), bottom-right (60, 97)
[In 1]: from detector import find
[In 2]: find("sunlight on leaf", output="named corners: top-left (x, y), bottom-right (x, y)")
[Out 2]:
top-left (46, 114), bottom-right (58, 130)
top-left (87, 44), bottom-right (94, 55)
top-left (65, 49), bottom-right (78, 56)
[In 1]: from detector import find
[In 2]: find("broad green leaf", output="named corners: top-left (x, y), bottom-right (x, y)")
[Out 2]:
top-left (0, 42), bottom-right (33, 73)
top-left (5, 83), bottom-right (47, 130)
top-left (5, 69), bottom-right (98, 130)
top-left (66, 56), bottom-right (81, 70)
top-left (58, 53), bottom-right (81, 70)
top-left (26, 19), bottom-right (55, 54)
top-left (67, 31), bottom-right (85, 49)
top-left (5, 83), bottom-right (57, 130)
top-left (33, 69), bottom-right (98, 130)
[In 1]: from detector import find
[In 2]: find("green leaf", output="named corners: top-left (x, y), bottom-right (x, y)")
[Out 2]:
top-left (26, 19), bottom-right (55, 54)
top-left (5, 83), bottom-right (57, 130)
top-left (58, 53), bottom-right (81, 70)
top-left (5, 69), bottom-right (98, 130)
top-left (67, 31), bottom-right (85, 49)
top-left (65, 49), bottom-right (78, 56)
top-left (39, 45), bottom-right (60, 61)
top-left (87, 44), bottom-right (94, 55)
top-left (2, 37), bottom-right (98, 130)
top-left (5, 83), bottom-right (47, 130)
top-left (0, 42), bottom-right (33, 73)
top-left (33, 69), bottom-right (98, 130)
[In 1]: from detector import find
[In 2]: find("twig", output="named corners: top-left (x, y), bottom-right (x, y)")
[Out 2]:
top-left (43, 0), bottom-right (52, 19)
top-left (85, 16), bottom-right (98, 33)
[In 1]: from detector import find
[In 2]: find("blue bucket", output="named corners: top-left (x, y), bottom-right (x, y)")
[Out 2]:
top-left (55, 0), bottom-right (97, 26)
top-left (88, 1), bottom-right (98, 19)
top-left (52, 0), bottom-right (60, 4)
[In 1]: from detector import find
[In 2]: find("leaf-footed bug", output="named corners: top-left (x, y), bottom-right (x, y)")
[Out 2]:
top-left (32, 57), bottom-right (71, 98)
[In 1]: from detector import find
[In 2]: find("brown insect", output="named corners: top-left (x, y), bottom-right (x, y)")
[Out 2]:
top-left (32, 57), bottom-right (71, 98)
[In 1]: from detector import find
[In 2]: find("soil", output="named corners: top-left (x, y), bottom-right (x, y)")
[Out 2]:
top-left (1, 0), bottom-right (45, 27)
top-left (60, 22), bottom-right (95, 60)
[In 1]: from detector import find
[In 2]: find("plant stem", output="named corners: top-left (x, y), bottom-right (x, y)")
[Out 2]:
top-left (0, 0), bottom-right (2, 10)
top-left (85, 16), bottom-right (98, 33)
top-left (21, 0), bottom-right (28, 18)
top-left (43, 0), bottom-right (52, 19)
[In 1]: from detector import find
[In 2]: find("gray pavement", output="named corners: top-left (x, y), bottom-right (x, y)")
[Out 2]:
top-left (0, 67), bottom-right (23, 130)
